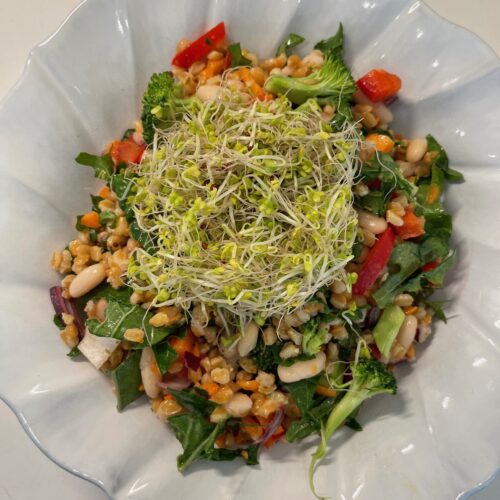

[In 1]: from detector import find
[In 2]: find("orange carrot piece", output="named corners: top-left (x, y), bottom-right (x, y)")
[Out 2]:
top-left (395, 208), bottom-right (425, 240)
top-left (169, 329), bottom-right (196, 357)
top-left (238, 67), bottom-right (252, 83)
top-left (215, 432), bottom-right (227, 448)
top-left (315, 384), bottom-right (337, 398)
top-left (426, 184), bottom-right (441, 204)
top-left (98, 185), bottom-right (111, 199)
top-left (365, 133), bottom-right (395, 153)
top-left (200, 382), bottom-right (220, 396)
top-left (241, 416), bottom-right (264, 441)
top-left (80, 211), bottom-right (100, 229)
top-left (237, 379), bottom-right (260, 392)
top-left (404, 306), bottom-right (419, 316)
top-left (201, 58), bottom-right (226, 80)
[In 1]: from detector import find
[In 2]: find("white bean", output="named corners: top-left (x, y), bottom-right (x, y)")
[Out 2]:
top-left (237, 320), bottom-right (259, 357)
top-left (69, 263), bottom-right (106, 297)
top-left (357, 210), bottom-right (388, 235)
top-left (277, 351), bottom-right (326, 383)
top-left (140, 347), bottom-right (161, 398)
top-left (196, 84), bottom-right (222, 102)
top-left (406, 138), bottom-right (427, 163)
top-left (224, 393), bottom-right (253, 418)
top-left (374, 103), bottom-right (393, 124)
top-left (391, 315), bottom-right (418, 362)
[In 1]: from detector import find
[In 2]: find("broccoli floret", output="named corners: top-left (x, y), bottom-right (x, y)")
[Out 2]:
top-left (309, 358), bottom-right (397, 498)
top-left (141, 71), bottom-right (197, 144)
top-left (263, 53), bottom-right (356, 106)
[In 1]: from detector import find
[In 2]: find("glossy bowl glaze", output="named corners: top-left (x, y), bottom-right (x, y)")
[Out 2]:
top-left (0, 0), bottom-right (499, 498)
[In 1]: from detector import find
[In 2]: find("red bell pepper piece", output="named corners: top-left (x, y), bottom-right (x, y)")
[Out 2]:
top-left (395, 208), bottom-right (425, 240)
top-left (353, 226), bottom-right (395, 296)
top-left (172, 22), bottom-right (226, 69)
top-left (421, 260), bottom-right (438, 272)
top-left (110, 138), bottom-right (145, 166)
top-left (356, 69), bottom-right (402, 103)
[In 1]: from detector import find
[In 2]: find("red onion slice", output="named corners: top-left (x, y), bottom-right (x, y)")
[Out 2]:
top-left (256, 407), bottom-right (284, 444)
top-left (50, 286), bottom-right (85, 339)
top-left (184, 351), bottom-right (201, 371)
top-left (156, 377), bottom-right (191, 391)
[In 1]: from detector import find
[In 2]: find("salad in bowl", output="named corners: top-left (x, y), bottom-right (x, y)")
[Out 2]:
top-left (49, 21), bottom-right (462, 497)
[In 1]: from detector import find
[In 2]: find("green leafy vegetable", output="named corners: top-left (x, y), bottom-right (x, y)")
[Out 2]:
top-left (372, 243), bottom-right (421, 308)
top-left (276, 33), bottom-right (305, 56)
top-left (168, 415), bottom-right (259, 472)
top-left (314, 23), bottom-right (344, 59)
top-left (91, 195), bottom-right (104, 212)
top-left (110, 172), bottom-right (155, 253)
top-left (80, 283), bottom-right (133, 305)
top-left (309, 359), bottom-right (397, 496)
top-left (228, 43), bottom-right (251, 66)
top-left (168, 387), bottom-right (216, 417)
top-left (358, 190), bottom-right (386, 216)
top-left (250, 338), bottom-right (285, 373)
top-left (75, 152), bottom-right (114, 181)
top-left (286, 396), bottom-right (338, 442)
top-left (111, 351), bottom-right (143, 410)
top-left (372, 304), bottom-right (405, 358)
top-left (99, 210), bottom-right (117, 228)
top-left (152, 341), bottom-right (178, 374)
top-left (86, 300), bottom-right (180, 345)
top-left (67, 346), bottom-right (81, 358)
top-left (169, 415), bottom-right (224, 472)
top-left (53, 314), bottom-right (65, 329)
top-left (283, 375), bottom-right (321, 415)
top-left (423, 299), bottom-right (448, 323)
top-left (426, 134), bottom-right (464, 181)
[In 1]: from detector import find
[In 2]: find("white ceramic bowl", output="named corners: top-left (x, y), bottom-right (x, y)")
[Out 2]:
top-left (0, 0), bottom-right (499, 498)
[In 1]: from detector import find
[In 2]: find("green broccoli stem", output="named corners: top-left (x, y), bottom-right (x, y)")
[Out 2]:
top-left (308, 390), bottom-right (366, 498)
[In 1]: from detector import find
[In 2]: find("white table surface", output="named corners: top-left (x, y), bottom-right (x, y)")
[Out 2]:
top-left (0, 1), bottom-right (498, 499)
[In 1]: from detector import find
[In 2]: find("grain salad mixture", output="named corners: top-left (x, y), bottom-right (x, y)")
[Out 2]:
top-left (49, 23), bottom-right (463, 496)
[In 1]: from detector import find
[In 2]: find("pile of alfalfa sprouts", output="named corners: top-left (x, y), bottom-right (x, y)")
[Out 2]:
top-left (126, 82), bottom-right (361, 327)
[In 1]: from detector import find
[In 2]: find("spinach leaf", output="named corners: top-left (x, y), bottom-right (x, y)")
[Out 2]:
top-left (330, 95), bottom-right (354, 131)
top-left (399, 254), bottom-right (454, 295)
top-left (86, 300), bottom-right (178, 345)
top-left (91, 195), bottom-right (104, 212)
top-left (283, 375), bottom-right (320, 415)
top-left (286, 396), bottom-right (338, 442)
top-left (67, 346), bottom-right (81, 358)
top-left (75, 152), bottom-right (114, 181)
top-left (276, 33), bottom-right (305, 56)
top-left (111, 350), bottom-right (143, 410)
top-left (250, 337), bottom-right (285, 372)
top-left (99, 210), bottom-right (117, 228)
top-left (372, 242), bottom-right (421, 308)
top-left (418, 236), bottom-right (450, 264)
top-left (152, 341), bottom-right (178, 374)
top-left (53, 314), bottom-right (65, 329)
top-left (111, 172), bottom-right (155, 253)
top-left (358, 190), bottom-right (386, 216)
top-left (423, 299), bottom-right (448, 323)
top-left (314, 23), bottom-right (344, 59)
top-left (228, 43), bottom-right (251, 67)
top-left (426, 134), bottom-right (464, 182)
top-left (365, 153), bottom-right (416, 198)
top-left (81, 283), bottom-right (133, 305)
top-left (168, 387), bottom-right (216, 416)
top-left (169, 414), bottom-right (224, 472)
top-left (345, 415), bottom-right (363, 432)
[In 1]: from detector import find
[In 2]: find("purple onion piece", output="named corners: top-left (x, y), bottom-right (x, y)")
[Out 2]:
top-left (156, 378), bottom-right (191, 391)
top-left (256, 407), bottom-right (284, 444)
top-left (49, 286), bottom-right (85, 339)
top-left (384, 95), bottom-right (398, 106)
top-left (184, 351), bottom-right (201, 371)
